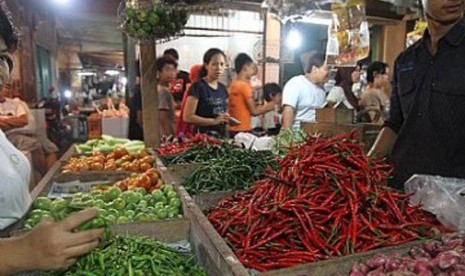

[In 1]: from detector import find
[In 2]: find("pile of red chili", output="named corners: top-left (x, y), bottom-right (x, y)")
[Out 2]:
top-left (207, 132), bottom-right (448, 272)
top-left (155, 133), bottom-right (222, 155)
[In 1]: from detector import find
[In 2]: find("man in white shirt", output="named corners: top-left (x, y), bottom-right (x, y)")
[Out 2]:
top-left (282, 54), bottom-right (329, 130)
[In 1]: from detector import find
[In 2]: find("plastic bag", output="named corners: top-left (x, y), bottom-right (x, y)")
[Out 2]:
top-left (234, 132), bottom-right (275, 151)
top-left (326, 0), bottom-right (369, 67)
top-left (405, 174), bottom-right (465, 230)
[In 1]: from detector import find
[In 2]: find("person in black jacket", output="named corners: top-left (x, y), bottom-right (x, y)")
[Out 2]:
top-left (369, 0), bottom-right (465, 189)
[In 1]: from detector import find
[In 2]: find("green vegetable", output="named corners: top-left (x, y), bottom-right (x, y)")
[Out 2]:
top-left (105, 187), bottom-right (122, 202)
top-left (111, 198), bottom-right (126, 210)
top-left (272, 129), bottom-right (307, 155)
top-left (178, 145), bottom-right (277, 195)
top-left (77, 217), bottom-right (106, 231)
top-left (51, 198), bottom-right (69, 213)
top-left (52, 235), bottom-right (206, 275)
top-left (24, 180), bottom-right (183, 229)
top-left (121, 191), bottom-right (141, 205)
top-left (33, 197), bottom-right (53, 211)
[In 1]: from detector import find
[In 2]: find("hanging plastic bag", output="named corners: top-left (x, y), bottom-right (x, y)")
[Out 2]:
top-left (405, 174), bottom-right (465, 230)
top-left (326, 0), bottom-right (369, 67)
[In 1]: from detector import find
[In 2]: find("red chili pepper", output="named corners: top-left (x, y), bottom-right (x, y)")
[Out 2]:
top-left (207, 132), bottom-right (449, 272)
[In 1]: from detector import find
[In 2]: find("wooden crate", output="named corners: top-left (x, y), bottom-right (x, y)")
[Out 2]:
top-left (260, 240), bottom-right (427, 276)
top-left (173, 176), bottom-right (432, 276)
top-left (178, 185), bottom-right (249, 276)
top-left (301, 122), bottom-right (382, 150)
top-left (164, 163), bottom-right (204, 184)
top-left (316, 107), bottom-right (354, 124)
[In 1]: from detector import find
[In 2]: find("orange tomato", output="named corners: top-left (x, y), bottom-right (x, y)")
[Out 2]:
top-left (90, 162), bottom-right (104, 171)
top-left (139, 162), bottom-right (152, 172)
top-left (105, 162), bottom-right (116, 170)
top-left (114, 147), bottom-right (129, 159)
top-left (138, 175), bottom-right (152, 190)
top-left (106, 152), bottom-right (116, 160)
top-left (155, 179), bottom-right (163, 189)
top-left (145, 168), bottom-right (159, 184)
top-left (140, 155), bottom-right (155, 165)
top-left (137, 149), bottom-right (150, 159)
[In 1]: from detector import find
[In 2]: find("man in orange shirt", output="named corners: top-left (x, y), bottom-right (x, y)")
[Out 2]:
top-left (228, 53), bottom-right (275, 137)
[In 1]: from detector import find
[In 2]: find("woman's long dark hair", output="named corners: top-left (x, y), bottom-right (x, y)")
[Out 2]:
top-left (198, 48), bottom-right (226, 80)
top-left (335, 67), bottom-right (361, 111)
top-left (0, 2), bottom-right (19, 53)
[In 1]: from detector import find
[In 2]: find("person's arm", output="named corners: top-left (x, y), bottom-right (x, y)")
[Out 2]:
top-left (183, 96), bottom-right (229, 126)
top-left (136, 110), bottom-right (143, 129)
top-left (133, 87), bottom-right (143, 129)
top-left (281, 105), bottom-right (295, 130)
top-left (246, 98), bottom-right (275, 116)
top-left (158, 89), bottom-right (175, 136)
top-left (0, 209), bottom-right (104, 274)
top-left (159, 110), bottom-right (174, 136)
top-left (280, 78), bottom-right (298, 130)
top-left (0, 114), bottom-right (28, 131)
top-left (242, 84), bottom-right (274, 116)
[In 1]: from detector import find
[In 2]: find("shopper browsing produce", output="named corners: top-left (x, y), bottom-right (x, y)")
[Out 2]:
top-left (261, 83), bottom-right (283, 135)
top-left (163, 48), bottom-right (191, 104)
top-left (0, 6), bottom-right (103, 274)
top-left (228, 53), bottom-right (275, 137)
top-left (176, 64), bottom-right (202, 136)
top-left (183, 48), bottom-right (230, 136)
top-left (359, 61), bottom-right (391, 125)
top-left (369, 0), bottom-right (465, 188)
top-left (281, 53), bottom-right (328, 130)
top-left (155, 56), bottom-right (177, 138)
top-left (326, 67), bottom-right (360, 110)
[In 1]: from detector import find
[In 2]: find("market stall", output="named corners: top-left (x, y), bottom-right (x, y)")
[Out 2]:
top-left (2, 135), bottom-right (210, 275)
top-left (7, 0), bottom-right (465, 275)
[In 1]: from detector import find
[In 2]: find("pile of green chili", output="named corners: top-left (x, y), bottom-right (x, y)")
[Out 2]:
top-left (49, 235), bottom-right (206, 276)
top-left (161, 142), bottom-right (239, 166)
top-left (181, 147), bottom-right (277, 195)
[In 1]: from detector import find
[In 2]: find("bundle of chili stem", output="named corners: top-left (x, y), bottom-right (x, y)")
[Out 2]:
top-left (208, 132), bottom-right (448, 272)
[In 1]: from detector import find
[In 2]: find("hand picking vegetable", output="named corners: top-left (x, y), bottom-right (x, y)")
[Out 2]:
top-left (48, 235), bottom-right (206, 276)
top-left (208, 132), bottom-right (448, 272)
top-left (350, 233), bottom-right (465, 275)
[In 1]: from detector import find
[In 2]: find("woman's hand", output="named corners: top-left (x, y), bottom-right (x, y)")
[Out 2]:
top-left (213, 113), bottom-right (230, 125)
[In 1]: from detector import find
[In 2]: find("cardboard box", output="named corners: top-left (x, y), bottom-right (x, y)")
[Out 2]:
top-left (301, 122), bottom-right (382, 150)
top-left (102, 117), bottom-right (129, 138)
top-left (316, 106), bottom-right (354, 124)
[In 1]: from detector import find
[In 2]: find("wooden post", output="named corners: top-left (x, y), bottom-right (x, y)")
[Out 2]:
top-left (381, 21), bottom-right (407, 70)
top-left (139, 42), bottom-right (160, 148)
top-left (123, 33), bottom-right (137, 104)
